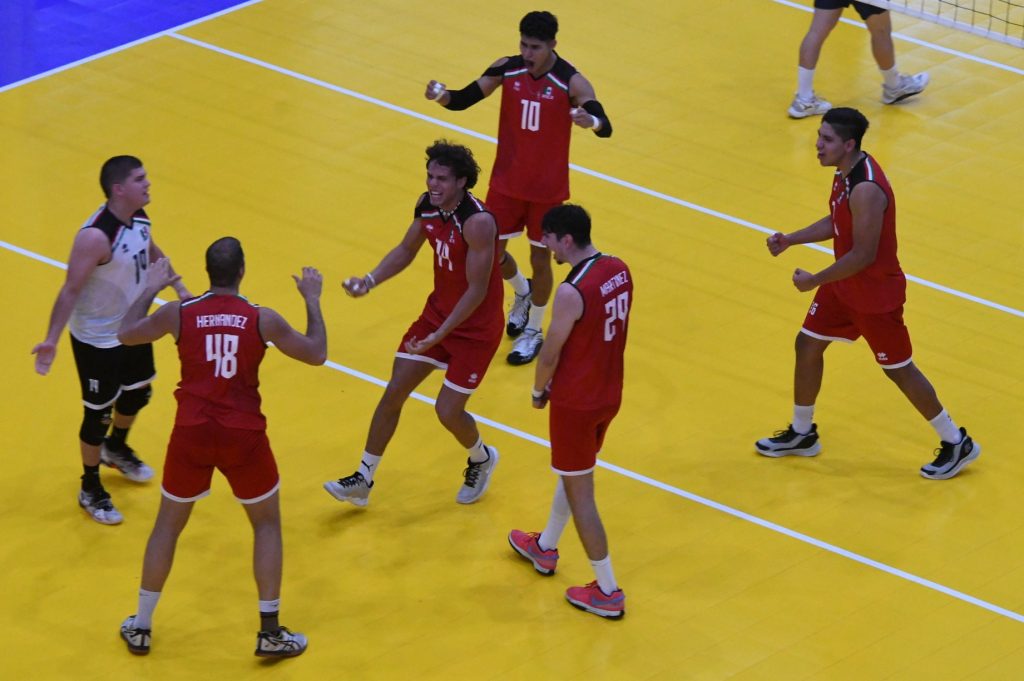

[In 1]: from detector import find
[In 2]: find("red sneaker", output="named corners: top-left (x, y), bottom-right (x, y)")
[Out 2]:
top-left (508, 529), bottom-right (558, 575)
top-left (565, 581), bottom-right (625, 619)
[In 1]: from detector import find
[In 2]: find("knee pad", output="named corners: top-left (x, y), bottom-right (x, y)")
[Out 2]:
top-left (115, 386), bottom-right (152, 416)
top-left (80, 406), bottom-right (112, 446)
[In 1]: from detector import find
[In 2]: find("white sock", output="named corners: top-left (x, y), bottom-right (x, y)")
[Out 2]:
top-left (793, 404), bottom-right (815, 435)
top-left (881, 65), bottom-right (900, 88)
top-left (797, 66), bottom-right (816, 99)
top-left (538, 478), bottom-right (571, 551)
top-left (929, 409), bottom-right (962, 444)
top-left (467, 437), bottom-right (490, 463)
top-left (527, 304), bottom-right (546, 332)
top-left (258, 598), bottom-right (280, 614)
top-left (134, 589), bottom-right (161, 629)
top-left (359, 452), bottom-right (382, 484)
top-left (590, 555), bottom-right (618, 595)
top-left (507, 270), bottom-right (530, 297)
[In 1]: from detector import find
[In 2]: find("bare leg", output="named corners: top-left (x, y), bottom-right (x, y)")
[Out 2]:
top-left (799, 9), bottom-right (843, 69)
top-left (528, 244), bottom-right (553, 308)
top-left (140, 496), bottom-right (195, 592)
top-left (498, 242), bottom-right (518, 280)
top-left (364, 357), bottom-right (435, 455)
top-left (241, 491), bottom-right (282, 601)
top-left (883, 362), bottom-right (943, 420)
top-left (434, 384), bottom-right (482, 448)
top-left (794, 332), bottom-right (830, 406)
top-left (80, 441), bottom-right (101, 466)
top-left (562, 473), bottom-right (608, 561)
top-left (864, 11), bottom-right (896, 70)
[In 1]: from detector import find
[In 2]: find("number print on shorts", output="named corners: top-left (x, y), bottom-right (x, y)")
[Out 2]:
top-left (206, 333), bottom-right (239, 378)
top-left (603, 291), bottom-right (630, 341)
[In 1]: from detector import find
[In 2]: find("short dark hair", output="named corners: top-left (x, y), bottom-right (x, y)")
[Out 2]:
top-left (823, 107), bottom-right (870, 149)
top-left (206, 237), bottom-right (245, 287)
top-left (99, 155), bottom-right (143, 198)
top-left (520, 11), bottom-right (558, 41)
top-left (541, 204), bottom-right (591, 247)
top-left (425, 140), bottom-right (480, 189)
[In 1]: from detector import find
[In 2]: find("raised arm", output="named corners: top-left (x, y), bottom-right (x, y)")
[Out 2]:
top-left (31, 228), bottom-right (110, 375)
top-left (531, 282), bottom-right (583, 408)
top-left (425, 57), bottom-right (506, 109)
top-left (342, 219), bottom-right (426, 297)
top-left (259, 267), bottom-right (327, 366)
top-left (118, 257), bottom-right (183, 345)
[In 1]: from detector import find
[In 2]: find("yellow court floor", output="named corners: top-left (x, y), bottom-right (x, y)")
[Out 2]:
top-left (2, 1), bottom-right (1024, 679)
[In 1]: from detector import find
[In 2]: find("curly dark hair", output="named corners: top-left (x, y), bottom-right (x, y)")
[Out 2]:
top-left (425, 140), bottom-right (480, 189)
top-left (520, 11), bottom-right (558, 41)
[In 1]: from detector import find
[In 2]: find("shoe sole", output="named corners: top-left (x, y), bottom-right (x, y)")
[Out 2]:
top-left (883, 90), bottom-right (924, 105)
top-left (755, 441), bottom-right (821, 458)
top-left (121, 633), bottom-right (150, 656)
top-left (322, 482), bottom-right (369, 507)
top-left (565, 595), bottom-right (624, 620)
top-left (456, 448), bottom-right (499, 505)
top-left (508, 535), bottom-right (555, 576)
top-left (787, 108), bottom-right (828, 119)
top-left (920, 443), bottom-right (981, 480)
top-left (255, 646), bottom-right (307, 658)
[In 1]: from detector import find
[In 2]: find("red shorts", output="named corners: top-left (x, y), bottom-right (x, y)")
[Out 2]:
top-left (548, 403), bottom-right (620, 475)
top-left (396, 316), bottom-right (501, 394)
top-left (485, 188), bottom-right (562, 246)
top-left (162, 422), bottom-right (279, 503)
top-left (802, 283), bottom-right (913, 368)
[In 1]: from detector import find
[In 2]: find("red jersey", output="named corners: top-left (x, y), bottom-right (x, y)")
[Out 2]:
top-left (550, 254), bottom-right (633, 410)
top-left (175, 292), bottom-right (267, 430)
top-left (829, 152), bottom-right (906, 313)
top-left (414, 191), bottom-right (504, 341)
top-left (489, 54), bottom-right (577, 203)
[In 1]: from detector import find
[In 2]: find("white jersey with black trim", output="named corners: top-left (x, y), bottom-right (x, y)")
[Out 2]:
top-left (69, 205), bottom-right (153, 348)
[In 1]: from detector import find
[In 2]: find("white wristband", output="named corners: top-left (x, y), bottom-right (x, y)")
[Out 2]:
top-left (531, 388), bottom-right (545, 399)
top-left (590, 114), bottom-right (601, 131)
top-left (365, 272), bottom-right (377, 290)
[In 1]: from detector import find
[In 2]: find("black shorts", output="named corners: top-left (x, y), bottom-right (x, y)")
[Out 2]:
top-left (814, 0), bottom-right (887, 19)
top-left (70, 334), bottom-right (156, 409)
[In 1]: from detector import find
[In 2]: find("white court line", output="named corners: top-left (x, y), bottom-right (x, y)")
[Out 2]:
top-left (0, 0), bottom-right (264, 94)
top-left (5, 236), bottom-right (1022, 624)
top-left (168, 32), bottom-right (1024, 320)
top-left (773, 0), bottom-right (1024, 76)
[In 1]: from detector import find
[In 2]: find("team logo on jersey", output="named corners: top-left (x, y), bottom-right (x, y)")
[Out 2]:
top-left (139, 226), bottom-right (149, 241)
top-left (541, 86), bottom-right (554, 100)
top-left (468, 372), bottom-right (478, 384)
top-left (877, 351), bottom-right (888, 362)
top-left (513, 81), bottom-right (521, 91)
top-left (121, 243), bottom-right (129, 253)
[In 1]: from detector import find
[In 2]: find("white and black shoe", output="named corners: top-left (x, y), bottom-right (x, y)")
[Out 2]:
top-left (323, 472), bottom-right (373, 507)
top-left (79, 488), bottom-right (123, 525)
top-left (255, 626), bottom-right (307, 658)
top-left (920, 428), bottom-right (979, 480)
top-left (120, 615), bottom-right (151, 655)
top-left (506, 281), bottom-right (532, 338)
top-left (755, 424), bottom-right (821, 457)
top-left (456, 447), bottom-right (499, 504)
top-left (507, 328), bottom-right (543, 366)
top-left (101, 440), bottom-right (155, 482)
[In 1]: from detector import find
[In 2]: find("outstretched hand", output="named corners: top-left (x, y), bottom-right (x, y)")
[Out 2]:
top-left (293, 267), bottom-right (323, 300)
top-left (148, 257), bottom-right (182, 292)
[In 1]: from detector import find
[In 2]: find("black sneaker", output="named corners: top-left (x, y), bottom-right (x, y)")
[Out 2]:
top-left (255, 626), bottom-right (308, 658)
top-left (120, 615), bottom-right (151, 655)
top-left (101, 439), bottom-right (155, 482)
top-left (755, 424), bottom-right (821, 457)
top-left (920, 428), bottom-right (980, 480)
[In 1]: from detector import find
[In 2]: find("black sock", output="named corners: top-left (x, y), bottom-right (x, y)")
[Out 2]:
top-left (107, 426), bottom-right (129, 449)
top-left (260, 611), bottom-right (279, 632)
top-left (81, 464), bottom-right (102, 492)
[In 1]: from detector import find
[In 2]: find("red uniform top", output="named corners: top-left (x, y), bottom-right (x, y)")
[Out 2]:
top-left (829, 152), bottom-right (906, 313)
top-left (550, 253), bottom-right (633, 410)
top-left (489, 54), bottom-right (577, 203)
top-left (175, 292), bottom-right (267, 430)
top-left (414, 191), bottom-right (504, 341)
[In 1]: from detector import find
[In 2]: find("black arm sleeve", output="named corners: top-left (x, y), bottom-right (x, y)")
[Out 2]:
top-left (582, 99), bottom-right (613, 138)
top-left (443, 82), bottom-right (486, 111)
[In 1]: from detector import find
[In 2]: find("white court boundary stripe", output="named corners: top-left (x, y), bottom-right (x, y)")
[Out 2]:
top-left (0, 0), bottom-right (264, 94)
top-left (773, 0), bottom-right (1024, 76)
top-left (168, 32), bottom-right (1024, 320)
top-left (5, 238), bottom-right (1022, 624)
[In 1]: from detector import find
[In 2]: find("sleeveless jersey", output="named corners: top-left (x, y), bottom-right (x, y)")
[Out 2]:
top-left (489, 54), bottom-right (577, 203)
top-left (69, 205), bottom-right (152, 348)
top-left (174, 292), bottom-right (267, 430)
top-left (550, 253), bottom-right (633, 410)
top-left (414, 191), bottom-right (503, 340)
top-left (829, 152), bottom-right (906, 313)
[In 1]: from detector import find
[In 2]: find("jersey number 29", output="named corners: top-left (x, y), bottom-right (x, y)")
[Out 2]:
top-left (206, 333), bottom-right (239, 378)
top-left (603, 292), bottom-right (630, 341)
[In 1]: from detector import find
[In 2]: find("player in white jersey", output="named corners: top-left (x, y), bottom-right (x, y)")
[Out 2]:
top-left (32, 156), bottom-right (191, 525)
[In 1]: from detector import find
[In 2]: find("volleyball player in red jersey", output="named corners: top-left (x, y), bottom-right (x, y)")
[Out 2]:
top-left (508, 205), bottom-right (631, 619)
top-left (324, 141), bottom-right (503, 508)
top-left (426, 10), bottom-right (613, 367)
top-left (115, 238), bottom-right (326, 658)
top-left (756, 107), bottom-right (979, 480)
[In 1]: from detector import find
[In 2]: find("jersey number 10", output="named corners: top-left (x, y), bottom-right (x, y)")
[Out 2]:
top-left (520, 99), bottom-right (541, 131)
top-left (206, 333), bottom-right (239, 378)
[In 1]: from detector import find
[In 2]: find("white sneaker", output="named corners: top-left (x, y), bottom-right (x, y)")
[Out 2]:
top-left (788, 93), bottom-right (832, 119)
top-left (100, 440), bottom-right (155, 482)
top-left (883, 72), bottom-right (929, 104)
top-left (507, 280), bottom-right (532, 338)
top-left (323, 472), bottom-right (372, 507)
top-left (255, 626), bottom-right (307, 658)
top-left (78, 488), bottom-right (123, 525)
top-left (507, 328), bottom-right (543, 366)
top-left (120, 615), bottom-right (151, 655)
top-left (456, 447), bottom-right (499, 504)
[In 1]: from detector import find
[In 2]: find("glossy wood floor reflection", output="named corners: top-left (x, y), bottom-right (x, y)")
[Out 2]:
top-left (2, 1), bottom-right (1023, 679)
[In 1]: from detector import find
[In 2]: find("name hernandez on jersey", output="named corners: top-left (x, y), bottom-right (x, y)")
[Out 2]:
top-left (490, 54), bottom-right (578, 204)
